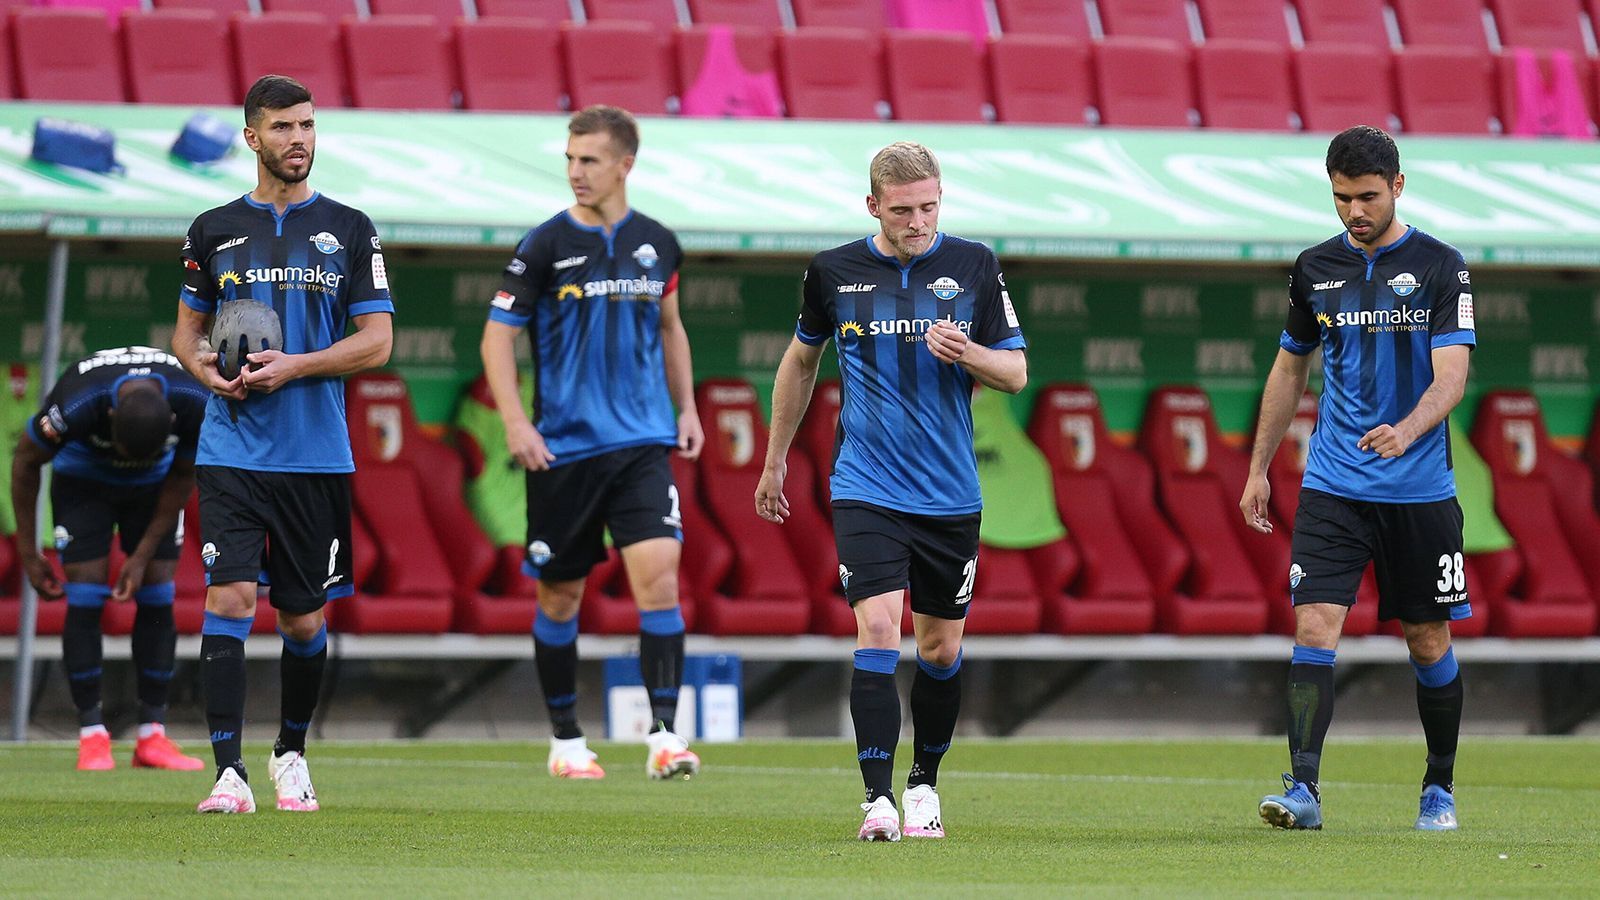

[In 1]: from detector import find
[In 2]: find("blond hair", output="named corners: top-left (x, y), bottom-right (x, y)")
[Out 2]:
top-left (869, 142), bottom-right (940, 197)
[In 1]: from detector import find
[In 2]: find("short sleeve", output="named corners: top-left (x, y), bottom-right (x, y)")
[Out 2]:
top-left (346, 215), bottom-right (395, 319)
top-left (1279, 255), bottom-right (1320, 355)
top-left (972, 250), bottom-right (1025, 351)
top-left (795, 259), bottom-right (832, 346)
top-left (178, 222), bottom-right (216, 314)
top-left (24, 381), bottom-right (83, 457)
top-left (489, 228), bottom-right (552, 329)
top-left (661, 229), bottom-right (682, 298)
top-left (1429, 250), bottom-right (1476, 351)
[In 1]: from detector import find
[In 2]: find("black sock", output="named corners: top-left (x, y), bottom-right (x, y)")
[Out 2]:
top-left (534, 609), bottom-right (582, 740)
top-left (639, 607), bottom-right (686, 734)
top-left (1287, 645), bottom-right (1336, 796)
top-left (131, 596), bottom-right (176, 725)
top-left (851, 649), bottom-right (900, 805)
top-left (1414, 648), bottom-right (1463, 791)
top-left (276, 625), bottom-right (327, 757)
top-left (908, 652), bottom-right (962, 789)
top-left (201, 612), bottom-right (251, 781)
top-left (62, 601), bottom-right (106, 729)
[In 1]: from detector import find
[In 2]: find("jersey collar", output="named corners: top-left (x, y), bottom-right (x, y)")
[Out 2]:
top-left (242, 191), bottom-right (320, 213)
top-left (565, 208), bottom-right (634, 257)
top-left (864, 232), bottom-right (945, 287)
top-left (1341, 224), bottom-right (1415, 259)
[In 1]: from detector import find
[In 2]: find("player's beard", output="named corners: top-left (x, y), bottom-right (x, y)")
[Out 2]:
top-left (261, 145), bottom-right (313, 185)
top-left (888, 229), bottom-right (930, 260)
top-left (1344, 207), bottom-right (1392, 244)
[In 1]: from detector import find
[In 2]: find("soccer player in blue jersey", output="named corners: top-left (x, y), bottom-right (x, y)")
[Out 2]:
top-left (479, 106), bottom-right (705, 781)
top-left (755, 142), bottom-right (1028, 841)
top-left (1241, 126), bottom-right (1474, 832)
top-left (10, 347), bottom-right (208, 772)
top-left (172, 75), bottom-right (394, 814)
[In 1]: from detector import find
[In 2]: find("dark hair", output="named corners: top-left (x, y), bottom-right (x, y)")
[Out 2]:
top-left (1325, 125), bottom-right (1399, 184)
top-left (568, 105), bottom-right (640, 157)
top-left (112, 388), bottom-right (173, 460)
top-left (244, 75), bottom-right (313, 126)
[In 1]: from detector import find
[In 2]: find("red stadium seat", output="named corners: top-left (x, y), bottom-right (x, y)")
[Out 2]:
top-left (171, 494), bottom-right (207, 634)
top-left (1469, 391), bottom-right (1599, 637)
top-left (1293, 43), bottom-right (1395, 133)
top-left (1293, 0), bottom-right (1389, 46)
top-left (1391, 0), bottom-right (1491, 49)
top-left (1194, 0), bottom-right (1291, 43)
top-left (12, 8), bottom-right (124, 102)
top-left (1194, 39), bottom-right (1296, 130)
top-left (154, 0), bottom-right (249, 12)
top-left (1138, 387), bottom-right (1272, 634)
top-left (967, 545), bottom-right (1045, 634)
top-left (262, 0), bottom-right (356, 11)
top-left (562, 20), bottom-right (672, 114)
top-left (795, 379), bottom-right (842, 513)
top-left (1093, 37), bottom-right (1194, 128)
top-left (368, 0), bottom-right (464, 22)
top-left (1097, 0), bottom-right (1192, 41)
top-left (0, 545), bottom-right (67, 637)
top-left (1589, 396), bottom-right (1600, 512)
top-left (0, 17), bottom-right (11, 99)
top-left (884, 29), bottom-right (986, 122)
top-left (234, 12), bottom-right (347, 108)
top-left (587, 0), bottom-right (680, 28)
top-left (987, 34), bottom-right (1093, 125)
top-left (456, 18), bottom-right (563, 111)
top-left (693, 380), bottom-right (813, 635)
top-left (1025, 385), bottom-right (1163, 634)
top-left (1487, 0), bottom-right (1587, 55)
top-left (1395, 46), bottom-right (1498, 135)
top-left (343, 16), bottom-right (454, 110)
top-left (776, 26), bottom-right (884, 120)
top-left (688, 0), bottom-right (781, 28)
top-left (477, 0), bottom-right (573, 18)
top-left (993, 0), bottom-right (1091, 38)
top-left (791, 0), bottom-right (885, 31)
top-left (122, 9), bottom-right (235, 106)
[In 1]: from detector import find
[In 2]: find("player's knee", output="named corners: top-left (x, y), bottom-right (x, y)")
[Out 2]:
top-left (856, 611), bottom-right (899, 648)
top-left (277, 610), bottom-right (324, 643)
top-left (537, 582), bottom-right (584, 622)
top-left (631, 570), bottom-right (678, 611)
top-left (1403, 622), bottom-right (1450, 664)
top-left (204, 583), bottom-right (256, 618)
top-left (917, 635), bottom-right (960, 669)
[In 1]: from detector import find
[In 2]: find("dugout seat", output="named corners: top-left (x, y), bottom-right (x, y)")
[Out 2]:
top-left (122, 9), bottom-right (235, 106)
top-left (1588, 397), bottom-right (1600, 513)
top-left (776, 27), bottom-right (885, 120)
top-left (456, 18), bottom-right (564, 112)
top-left (1469, 391), bottom-right (1599, 637)
top-left (1488, 0), bottom-right (1588, 56)
top-left (1391, 0), bottom-right (1491, 49)
top-left (587, 0), bottom-right (680, 28)
top-left (233, 13), bottom-right (347, 108)
top-left (795, 379), bottom-right (841, 513)
top-left (791, 0), bottom-right (886, 31)
top-left (477, 0), bottom-right (574, 19)
top-left (1138, 387), bottom-right (1271, 634)
top-left (1193, 40), bottom-right (1296, 131)
top-left (692, 380), bottom-right (813, 635)
top-left (993, 0), bottom-right (1091, 38)
top-left (688, 0), bottom-right (782, 28)
top-left (0, 546), bottom-right (67, 637)
top-left (343, 17), bottom-right (454, 110)
top-left (1293, 0), bottom-right (1389, 46)
top-left (884, 29), bottom-right (987, 122)
top-left (1193, 0), bottom-right (1292, 43)
top-left (1293, 43), bottom-right (1395, 133)
top-left (562, 20), bottom-right (672, 115)
top-left (1093, 38), bottom-right (1195, 128)
top-left (1395, 46), bottom-right (1498, 135)
top-left (12, 8), bottom-right (125, 102)
top-left (367, 0), bottom-right (464, 23)
top-left (1097, 0), bottom-right (1193, 42)
top-left (986, 34), bottom-right (1093, 125)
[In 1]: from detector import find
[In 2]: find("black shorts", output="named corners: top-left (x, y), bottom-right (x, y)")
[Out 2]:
top-left (50, 473), bottom-right (183, 565)
top-left (1289, 488), bottom-right (1470, 623)
top-left (832, 500), bottom-right (980, 620)
top-left (526, 444), bottom-right (681, 582)
top-left (196, 466), bottom-right (353, 615)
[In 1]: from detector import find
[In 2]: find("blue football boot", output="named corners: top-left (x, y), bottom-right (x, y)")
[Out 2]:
top-left (1260, 773), bottom-right (1323, 830)
top-left (1415, 784), bottom-right (1459, 831)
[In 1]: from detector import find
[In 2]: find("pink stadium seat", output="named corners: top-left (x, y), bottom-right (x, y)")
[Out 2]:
top-left (1487, 0), bottom-right (1587, 55)
top-left (674, 24), bottom-right (780, 116)
top-left (234, 12), bottom-right (347, 108)
top-left (776, 26), bottom-right (884, 120)
top-left (477, 0), bottom-right (573, 19)
top-left (1193, 39), bottom-right (1296, 130)
top-left (1097, 0), bottom-right (1192, 42)
top-left (688, 0), bottom-right (781, 28)
top-left (1293, 0), bottom-right (1388, 46)
top-left (562, 20), bottom-right (672, 114)
top-left (993, 0), bottom-right (1091, 38)
top-left (1470, 391), bottom-right (1599, 637)
top-left (1395, 46), bottom-right (1498, 135)
top-left (1194, 0), bottom-right (1291, 43)
top-left (262, 0), bottom-right (357, 11)
top-left (153, 0), bottom-right (248, 12)
top-left (456, 18), bottom-right (563, 111)
top-left (987, 34), bottom-right (1093, 125)
top-left (368, 0), bottom-right (464, 22)
top-left (587, 0), bottom-right (679, 28)
top-left (1391, 0), bottom-right (1490, 49)
top-left (1092, 37), bottom-right (1194, 128)
top-left (884, 29), bottom-right (986, 122)
top-left (12, 8), bottom-right (124, 102)
top-left (1293, 43), bottom-right (1395, 133)
top-left (791, 0), bottom-right (885, 31)
top-left (693, 380), bottom-right (813, 635)
top-left (343, 16), bottom-right (454, 110)
top-left (1138, 387), bottom-right (1272, 634)
top-left (122, 9), bottom-right (235, 106)
top-left (1496, 49), bottom-right (1594, 138)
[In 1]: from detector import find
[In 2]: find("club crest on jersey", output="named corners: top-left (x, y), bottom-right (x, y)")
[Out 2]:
top-left (927, 277), bottom-right (963, 301)
top-left (1289, 563), bottom-right (1305, 590)
top-left (310, 232), bottom-right (344, 255)
top-left (201, 542), bottom-right (219, 567)
top-left (632, 243), bottom-right (658, 269)
top-left (1387, 272), bottom-right (1419, 297)
top-left (53, 525), bottom-right (72, 550)
top-left (528, 541), bottom-right (553, 567)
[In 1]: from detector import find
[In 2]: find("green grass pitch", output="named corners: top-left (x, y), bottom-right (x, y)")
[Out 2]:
top-left (1, 738), bottom-right (1595, 896)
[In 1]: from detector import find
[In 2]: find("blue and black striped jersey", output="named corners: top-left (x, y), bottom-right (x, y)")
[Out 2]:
top-left (1281, 226), bottom-right (1476, 503)
top-left (489, 209), bottom-right (681, 466)
top-left (180, 193), bottom-right (394, 474)
top-left (797, 234), bottom-right (1027, 516)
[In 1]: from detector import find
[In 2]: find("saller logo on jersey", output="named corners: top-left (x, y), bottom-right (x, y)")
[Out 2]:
top-left (836, 283), bottom-right (876, 293)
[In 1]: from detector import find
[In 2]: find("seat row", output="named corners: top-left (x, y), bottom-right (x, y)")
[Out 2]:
top-left (3, 375), bottom-right (1597, 639)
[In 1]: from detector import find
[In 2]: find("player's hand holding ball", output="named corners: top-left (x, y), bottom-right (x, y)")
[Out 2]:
top-left (209, 299), bottom-right (283, 398)
top-left (925, 319), bottom-right (968, 364)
